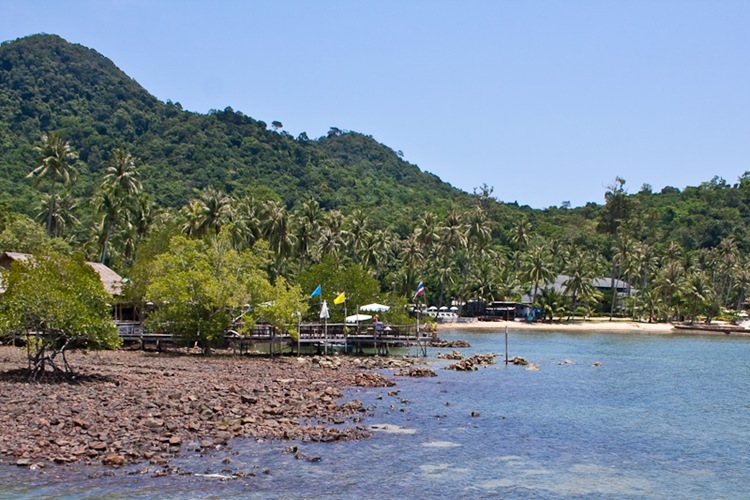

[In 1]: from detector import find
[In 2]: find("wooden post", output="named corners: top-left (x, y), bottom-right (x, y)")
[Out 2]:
top-left (504, 325), bottom-right (509, 364)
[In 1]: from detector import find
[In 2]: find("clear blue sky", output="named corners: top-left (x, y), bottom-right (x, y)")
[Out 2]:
top-left (3, 1), bottom-right (749, 208)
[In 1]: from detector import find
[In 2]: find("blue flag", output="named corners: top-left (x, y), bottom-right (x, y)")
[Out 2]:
top-left (310, 284), bottom-right (321, 298)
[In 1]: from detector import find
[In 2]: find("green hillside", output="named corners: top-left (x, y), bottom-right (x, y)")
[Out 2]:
top-left (0, 34), bottom-right (462, 217)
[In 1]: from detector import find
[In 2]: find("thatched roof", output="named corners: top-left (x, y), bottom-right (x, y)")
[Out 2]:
top-left (0, 252), bottom-right (124, 296)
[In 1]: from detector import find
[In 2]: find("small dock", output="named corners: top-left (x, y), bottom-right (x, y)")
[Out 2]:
top-left (117, 322), bottom-right (431, 356)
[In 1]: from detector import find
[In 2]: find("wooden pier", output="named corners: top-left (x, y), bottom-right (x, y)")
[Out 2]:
top-left (117, 322), bottom-right (430, 356)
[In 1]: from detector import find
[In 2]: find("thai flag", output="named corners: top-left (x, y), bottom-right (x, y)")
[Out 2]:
top-left (413, 282), bottom-right (425, 301)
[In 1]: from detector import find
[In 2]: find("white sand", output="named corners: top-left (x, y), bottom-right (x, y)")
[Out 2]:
top-left (438, 319), bottom-right (725, 334)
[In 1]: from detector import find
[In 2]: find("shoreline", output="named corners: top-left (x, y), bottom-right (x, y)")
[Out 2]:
top-left (0, 346), bottom-right (410, 471)
top-left (439, 319), bottom-right (750, 336)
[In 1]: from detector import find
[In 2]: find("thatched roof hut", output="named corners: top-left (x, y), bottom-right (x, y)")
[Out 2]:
top-left (0, 252), bottom-right (124, 295)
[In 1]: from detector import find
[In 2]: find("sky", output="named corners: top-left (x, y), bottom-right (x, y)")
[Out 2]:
top-left (2, 1), bottom-right (749, 208)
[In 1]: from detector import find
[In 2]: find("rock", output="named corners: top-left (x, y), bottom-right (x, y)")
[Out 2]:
top-left (102, 453), bottom-right (125, 466)
top-left (395, 367), bottom-right (437, 377)
top-left (240, 394), bottom-right (258, 404)
top-left (437, 350), bottom-right (464, 360)
top-left (471, 411), bottom-right (480, 417)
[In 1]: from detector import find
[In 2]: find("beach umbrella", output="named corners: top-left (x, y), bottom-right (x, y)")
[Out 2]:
top-left (427, 306), bottom-right (438, 311)
top-left (439, 306), bottom-right (449, 311)
top-left (450, 306), bottom-right (459, 311)
top-left (360, 303), bottom-right (390, 313)
top-left (346, 314), bottom-right (372, 323)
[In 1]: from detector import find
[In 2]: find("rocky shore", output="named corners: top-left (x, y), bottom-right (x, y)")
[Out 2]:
top-left (0, 346), bottom-right (418, 470)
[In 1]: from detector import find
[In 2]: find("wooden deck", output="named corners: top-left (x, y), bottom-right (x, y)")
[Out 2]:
top-left (116, 321), bottom-right (430, 356)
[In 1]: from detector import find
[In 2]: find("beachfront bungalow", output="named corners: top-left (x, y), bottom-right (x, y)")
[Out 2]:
top-left (466, 299), bottom-right (532, 321)
top-left (521, 274), bottom-right (634, 312)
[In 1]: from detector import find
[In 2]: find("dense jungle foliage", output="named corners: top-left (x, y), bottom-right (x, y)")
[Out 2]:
top-left (3, 33), bottom-right (750, 327)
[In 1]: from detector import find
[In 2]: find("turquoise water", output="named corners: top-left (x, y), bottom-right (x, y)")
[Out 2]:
top-left (2, 329), bottom-right (750, 498)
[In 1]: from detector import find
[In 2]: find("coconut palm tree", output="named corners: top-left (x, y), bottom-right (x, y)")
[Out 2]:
top-left (563, 250), bottom-right (598, 320)
top-left (537, 287), bottom-right (567, 322)
top-left (231, 196), bottom-right (262, 250)
top-left (27, 132), bottom-right (79, 237)
top-left (97, 149), bottom-right (143, 263)
top-left (34, 191), bottom-right (78, 238)
top-left (294, 199), bottom-right (322, 270)
top-left (261, 200), bottom-right (296, 277)
top-left (684, 267), bottom-right (714, 324)
top-left (521, 244), bottom-right (555, 310)
top-left (655, 260), bottom-right (686, 322)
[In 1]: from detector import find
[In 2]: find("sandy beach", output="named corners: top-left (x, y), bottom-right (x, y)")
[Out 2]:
top-left (440, 319), bottom-right (748, 335)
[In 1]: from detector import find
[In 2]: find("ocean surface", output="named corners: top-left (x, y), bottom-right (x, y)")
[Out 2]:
top-left (2, 328), bottom-right (749, 499)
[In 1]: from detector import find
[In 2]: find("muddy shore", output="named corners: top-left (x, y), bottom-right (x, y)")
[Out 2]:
top-left (0, 345), bottom-right (416, 470)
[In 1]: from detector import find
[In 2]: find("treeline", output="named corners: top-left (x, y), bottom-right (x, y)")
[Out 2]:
top-left (4, 132), bottom-right (750, 329)
top-left (3, 34), bottom-right (750, 331)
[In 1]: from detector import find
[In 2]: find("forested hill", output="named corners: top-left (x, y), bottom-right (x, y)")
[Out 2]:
top-left (3, 33), bottom-right (750, 258)
top-left (0, 33), bottom-right (463, 216)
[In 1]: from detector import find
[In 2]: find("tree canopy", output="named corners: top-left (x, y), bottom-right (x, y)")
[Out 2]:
top-left (0, 251), bottom-right (120, 379)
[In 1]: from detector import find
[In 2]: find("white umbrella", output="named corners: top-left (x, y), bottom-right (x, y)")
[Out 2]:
top-left (360, 303), bottom-right (390, 313)
top-left (346, 314), bottom-right (372, 323)
top-left (439, 306), bottom-right (449, 311)
top-left (319, 300), bottom-right (330, 319)
top-left (427, 306), bottom-right (438, 311)
top-left (450, 306), bottom-right (459, 311)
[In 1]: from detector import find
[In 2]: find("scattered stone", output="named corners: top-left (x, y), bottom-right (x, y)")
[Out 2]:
top-left (436, 350), bottom-right (464, 360)
top-left (0, 346), bottom-right (390, 470)
top-left (430, 340), bottom-right (471, 348)
top-left (102, 453), bottom-right (125, 467)
top-left (471, 411), bottom-right (480, 417)
top-left (395, 367), bottom-right (437, 377)
top-left (508, 356), bottom-right (528, 366)
top-left (592, 361), bottom-right (602, 367)
top-left (446, 353), bottom-right (497, 371)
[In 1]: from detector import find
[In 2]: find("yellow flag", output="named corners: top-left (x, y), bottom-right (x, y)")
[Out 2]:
top-left (333, 292), bottom-right (346, 305)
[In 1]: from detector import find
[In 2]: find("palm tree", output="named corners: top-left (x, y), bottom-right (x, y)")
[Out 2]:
top-left (34, 191), bottom-right (78, 238)
top-left (415, 212), bottom-right (440, 269)
top-left (684, 267), bottom-right (714, 324)
top-left (563, 250), bottom-right (598, 320)
top-left (655, 260), bottom-right (686, 322)
top-left (344, 209), bottom-right (369, 258)
top-left (198, 186), bottom-right (232, 236)
top-left (232, 196), bottom-right (262, 250)
top-left (537, 287), bottom-right (567, 322)
top-left (521, 244), bottom-right (555, 310)
top-left (27, 132), bottom-right (79, 237)
top-left (316, 226), bottom-right (343, 264)
top-left (462, 207), bottom-right (492, 302)
top-left (294, 199), bottom-right (322, 270)
top-left (261, 200), bottom-right (296, 277)
top-left (98, 149), bottom-right (143, 263)
top-left (399, 233), bottom-right (425, 283)
top-left (180, 199), bottom-right (205, 237)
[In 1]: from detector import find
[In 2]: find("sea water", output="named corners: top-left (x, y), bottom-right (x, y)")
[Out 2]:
top-left (2, 329), bottom-right (749, 499)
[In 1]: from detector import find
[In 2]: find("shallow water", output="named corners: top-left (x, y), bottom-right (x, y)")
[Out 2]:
top-left (2, 329), bottom-right (749, 499)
